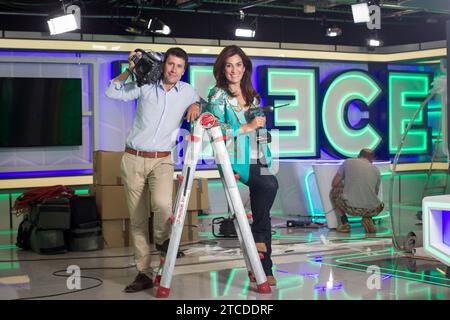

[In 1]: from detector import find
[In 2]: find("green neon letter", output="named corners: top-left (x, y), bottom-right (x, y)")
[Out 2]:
top-left (389, 72), bottom-right (430, 155)
top-left (322, 70), bottom-right (382, 157)
top-left (267, 68), bottom-right (317, 158)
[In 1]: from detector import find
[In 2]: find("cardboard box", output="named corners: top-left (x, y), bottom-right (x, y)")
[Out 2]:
top-left (149, 211), bottom-right (199, 244)
top-left (93, 150), bottom-right (124, 186)
top-left (102, 212), bottom-right (197, 249)
top-left (90, 178), bottom-right (207, 220)
top-left (90, 185), bottom-right (130, 220)
top-left (180, 210), bottom-right (199, 244)
top-left (102, 219), bottom-right (131, 248)
top-left (173, 178), bottom-right (208, 211)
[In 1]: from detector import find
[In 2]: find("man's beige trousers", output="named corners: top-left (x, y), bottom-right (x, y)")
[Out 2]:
top-left (120, 153), bottom-right (174, 274)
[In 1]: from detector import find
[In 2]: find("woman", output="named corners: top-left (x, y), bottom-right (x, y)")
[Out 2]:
top-left (206, 45), bottom-right (279, 286)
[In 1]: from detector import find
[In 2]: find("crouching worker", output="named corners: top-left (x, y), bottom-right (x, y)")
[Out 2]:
top-left (329, 148), bottom-right (384, 233)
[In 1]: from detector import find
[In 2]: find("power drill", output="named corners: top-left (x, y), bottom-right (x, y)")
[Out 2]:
top-left (244, 103), bottom-right (290, 143)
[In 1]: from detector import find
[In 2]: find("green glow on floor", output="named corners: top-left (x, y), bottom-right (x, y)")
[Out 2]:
top-left (210, 271), bottom-right (218, 298)
top-left (200, 225), bottom-right (392, 242)
top-left (271, 227), bottom-right (392, 241)
top-left (406, 275), bottom-right (432, 299)
top-left (311, 210), bottom-right (391, 223)
top-left (311, 249), bottom-right (450, 288)
top-left (307, 248), bottom-right (396, 260)
top-left (238, 275), bottom-right (251, 298)
top-left (210, 269), bottom-right (250, 298)
top-left (199, 210), bottom-right (390, 222)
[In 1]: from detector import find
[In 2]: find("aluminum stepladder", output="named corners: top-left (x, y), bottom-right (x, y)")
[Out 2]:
top-left (155, 112), bottom-right (271, 298)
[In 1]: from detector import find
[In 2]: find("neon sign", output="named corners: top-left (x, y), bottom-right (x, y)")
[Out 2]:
top-left (188, 64), bottom-right (433, 159)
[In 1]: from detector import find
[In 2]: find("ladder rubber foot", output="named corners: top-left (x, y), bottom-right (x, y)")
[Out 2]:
top-left (154, 275), bottom-right (161, 287)
top-left (156, 286), bottom-right (170, 298)
top-left (257, 282), bottom-right (271, 294)
top-left (248, 272), bottom-right (256, 283)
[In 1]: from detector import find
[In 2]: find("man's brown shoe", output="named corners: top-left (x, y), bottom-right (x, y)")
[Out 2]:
top-left (123, 273), bottom-right (153, 293)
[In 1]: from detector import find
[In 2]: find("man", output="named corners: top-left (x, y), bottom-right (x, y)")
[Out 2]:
top-left (329, 148), bottom-right (384, 234)
top-left (106, 47), bottom-right (200, 292)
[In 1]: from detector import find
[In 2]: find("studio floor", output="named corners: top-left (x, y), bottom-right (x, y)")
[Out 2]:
top-left (0, 213), bottom-right (449, 300)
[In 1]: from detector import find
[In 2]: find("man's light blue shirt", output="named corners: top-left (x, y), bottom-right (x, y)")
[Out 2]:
top-left (106, 79), bottom-right (199, 151)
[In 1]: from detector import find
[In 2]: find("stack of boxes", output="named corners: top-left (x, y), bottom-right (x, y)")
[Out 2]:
top-left (91, 151), bottom-right (209, 248)
top-left (91, 151), bottom-right (131, 248)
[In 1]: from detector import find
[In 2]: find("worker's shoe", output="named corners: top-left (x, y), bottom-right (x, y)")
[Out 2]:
top-left (361, 217), bottom-right (376, 233)
top-left (336, 223), bottom-right (350, 233)
top-left (123, 273), bottom-right (153, 293)
top-left (155, 239), bottom-right (185, 258)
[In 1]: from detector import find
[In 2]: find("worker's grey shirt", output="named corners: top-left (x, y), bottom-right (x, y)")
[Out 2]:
top-left (106, 79), bottom-right (199, 151)
top-left (337, 158), bottom-right (381, 209)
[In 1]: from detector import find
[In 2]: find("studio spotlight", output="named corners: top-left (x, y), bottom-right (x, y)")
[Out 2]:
top-left (125, 16), bottom-right (171, 36)
top-left (148, 18), bottom-right (171, 35)
top-left (235, 10), bottom-right (256, 38)
top-left (47, 4), bottom-right (81, 35)
top-left (367, 38), bottom-right (382, 47)
top-left (351, 2), bottom-right (370, 23)
top-left (326, 27), bottom-right (342, 37)
top-left (235, 28), bottom-right (255, 38)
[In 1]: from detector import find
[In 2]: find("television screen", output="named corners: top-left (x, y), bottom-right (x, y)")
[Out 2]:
top-left (0, 77), bottom-right (82, 147)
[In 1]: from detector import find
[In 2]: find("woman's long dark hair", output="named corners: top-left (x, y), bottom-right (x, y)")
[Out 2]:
top-left (213, 45), bottom-right (260, 106)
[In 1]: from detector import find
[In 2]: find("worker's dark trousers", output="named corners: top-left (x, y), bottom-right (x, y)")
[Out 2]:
top-left (244, 163), bottom-right (279, 276)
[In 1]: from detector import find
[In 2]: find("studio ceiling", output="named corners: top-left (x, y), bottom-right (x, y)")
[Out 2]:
top-left (0, 0), bottom-right (449, 46)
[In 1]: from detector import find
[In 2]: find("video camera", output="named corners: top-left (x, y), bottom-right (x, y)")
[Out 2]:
top-left (129, 48), bottom-right (163, 87)
top-left (244, 103), bottom-right (290, 143)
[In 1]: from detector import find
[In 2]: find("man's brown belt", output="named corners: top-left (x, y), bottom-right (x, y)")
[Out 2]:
top-left (125, 147), bottom-right (171, 158)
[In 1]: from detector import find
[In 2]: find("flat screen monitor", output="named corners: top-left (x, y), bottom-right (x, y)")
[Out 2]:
top-left (0, 77), bottom-right (82, 147)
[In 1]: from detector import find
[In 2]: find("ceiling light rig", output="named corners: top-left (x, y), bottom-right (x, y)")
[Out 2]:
top-left (351, 2), bottom-right (371, 23)
top-left (367, 30), bottom-right (383, 47)
top-left (367, 38), bottom-right (382, 47)
top-left (125, 16), bottom-right (171, 36)
top-left (47, 2), bottom-right (81, 35)
top-left (235, 10), bottom-right (256, 38)
top-left (326, 27), bottom-right (342, 37)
